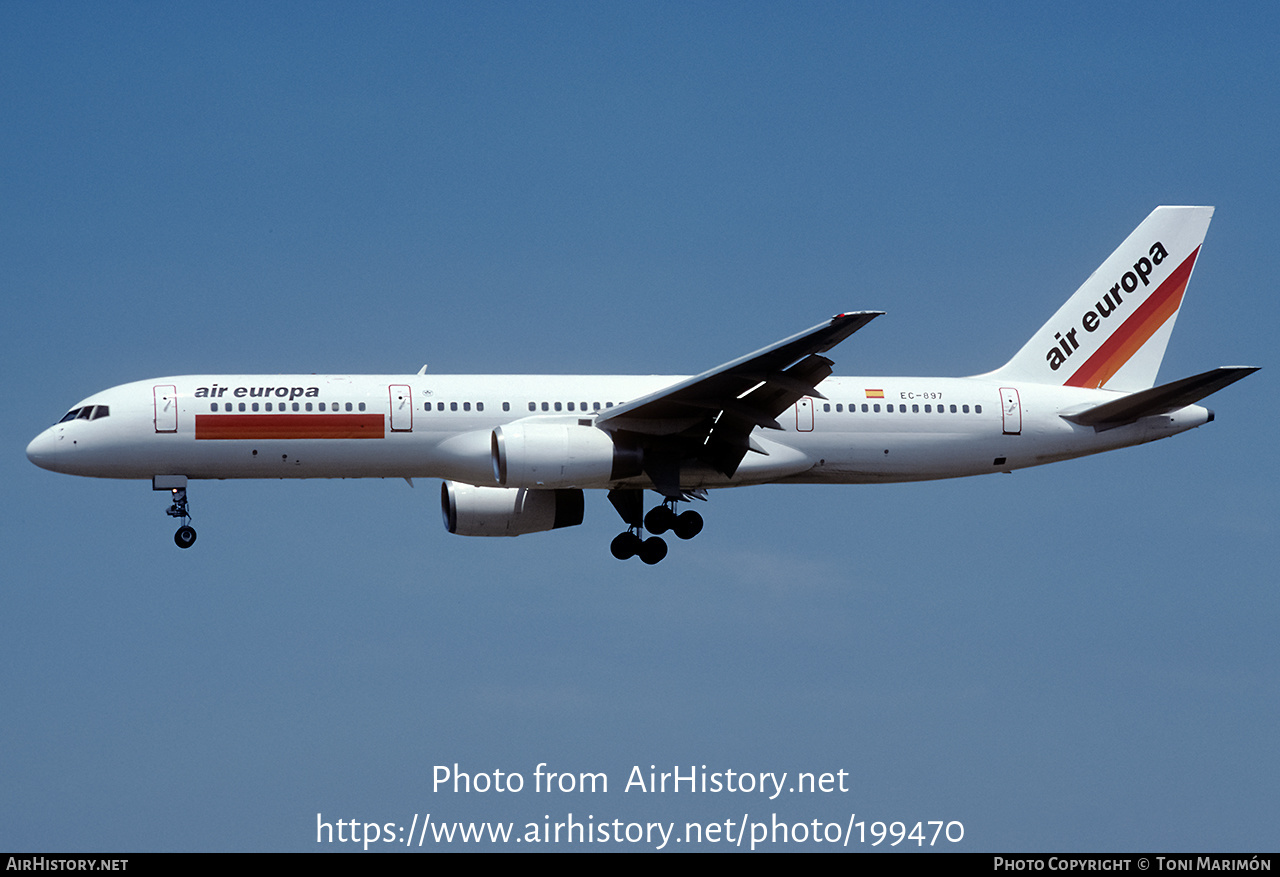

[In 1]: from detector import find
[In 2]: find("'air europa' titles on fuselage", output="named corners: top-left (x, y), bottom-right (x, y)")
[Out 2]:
top-left (1044, 240), bottom-right (1177, 371)
top-left (191, 384), bottom-right (367, 440)
top-left (193, 384), bottom-right (321, 400)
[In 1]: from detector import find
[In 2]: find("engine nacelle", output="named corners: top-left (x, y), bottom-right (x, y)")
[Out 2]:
top-left (491, 422), bottom-right (641, 489)
top-left (441, 481), bottom-right (584, 537)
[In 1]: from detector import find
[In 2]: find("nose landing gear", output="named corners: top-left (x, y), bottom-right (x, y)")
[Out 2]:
top-left (154, 475), bottom-right (196, 548)
top-left (167, 487), bottom-right (196, 548)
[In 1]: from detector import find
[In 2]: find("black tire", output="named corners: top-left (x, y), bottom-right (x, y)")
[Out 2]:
top-left (674, 510), bottom-right (704, 540)
top-left (610, 531), bottom-right (640, 560)
top-left (644, 505), bottom-right (675, 535)
top-left (639, 536), bottom-right (668, 565)
top-left (174, 525), bottom-right (197, 549)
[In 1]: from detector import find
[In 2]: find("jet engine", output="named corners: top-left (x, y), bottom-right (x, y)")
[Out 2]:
top-left (491, 423), bottom-right (641, 489)
top-left (441, 481), bottom-right (584, 537)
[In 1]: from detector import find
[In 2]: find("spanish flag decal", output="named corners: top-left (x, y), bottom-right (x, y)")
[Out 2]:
top-left (865, 389), bottom-right (885, 399)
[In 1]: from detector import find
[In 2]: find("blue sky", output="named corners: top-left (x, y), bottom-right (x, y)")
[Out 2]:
top-left (3, 2), bottom-right (1276, 852)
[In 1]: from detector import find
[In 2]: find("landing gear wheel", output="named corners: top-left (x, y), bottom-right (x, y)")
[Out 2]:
top-left (607, 490), bottom-right (706, 563)
top-left (638, 536), bottom-right (668, 565)
top-left (674, 510), bottom-right (704, 540)
top-left (164, 485), bottom-right (196, 548)
top-left (610, 531), bottom-right (641, 560)
top-left (643, 505), bottom-right (676, 535)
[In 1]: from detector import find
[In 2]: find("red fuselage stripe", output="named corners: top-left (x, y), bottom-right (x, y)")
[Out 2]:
top-left (194, 414), bottom-right (385, 440)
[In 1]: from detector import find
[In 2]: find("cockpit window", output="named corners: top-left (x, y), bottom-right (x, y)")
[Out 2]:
top-left (57, 405), bottom-right (109, 424)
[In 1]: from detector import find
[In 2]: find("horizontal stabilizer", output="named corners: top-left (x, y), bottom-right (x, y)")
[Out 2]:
top-left (1061, 366), bottom-right (1259, 431)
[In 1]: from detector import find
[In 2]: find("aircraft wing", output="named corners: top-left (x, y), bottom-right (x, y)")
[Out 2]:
top-left (596, 311), bottom-right (882, 487)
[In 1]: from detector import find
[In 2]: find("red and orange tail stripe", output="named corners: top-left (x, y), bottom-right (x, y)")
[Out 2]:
top-left (1065, 247), bottom-right (1200, 390)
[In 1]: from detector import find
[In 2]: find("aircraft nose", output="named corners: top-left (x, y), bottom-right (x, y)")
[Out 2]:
top-left (26, 428), bottom-right (63, 471)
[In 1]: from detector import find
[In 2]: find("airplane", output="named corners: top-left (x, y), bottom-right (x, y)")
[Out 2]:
top-left (27, 206), bottom-right (1257, 564)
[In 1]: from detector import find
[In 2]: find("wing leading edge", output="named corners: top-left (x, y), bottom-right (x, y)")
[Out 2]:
top-left (596, 311), bottom-right (883, 491)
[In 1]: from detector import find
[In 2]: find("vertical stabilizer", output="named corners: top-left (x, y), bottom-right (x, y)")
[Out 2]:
top-left (989, 206), bottom-right (1213, 391)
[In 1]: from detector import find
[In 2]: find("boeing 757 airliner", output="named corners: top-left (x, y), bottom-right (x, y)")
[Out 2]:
top-left (27, 207), bottom-right (1256, 563)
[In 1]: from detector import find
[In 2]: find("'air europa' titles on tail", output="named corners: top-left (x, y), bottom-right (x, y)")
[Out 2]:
top-left (989, 206), bottom-right (1213, 392)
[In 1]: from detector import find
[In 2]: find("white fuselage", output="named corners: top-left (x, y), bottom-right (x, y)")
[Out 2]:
top-left (25, 373), bottom-right (1212, 490)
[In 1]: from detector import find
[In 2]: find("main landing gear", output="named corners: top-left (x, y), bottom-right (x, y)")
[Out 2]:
top-left (607, 491), bottom-right (704, 565)
top-left (154, 476), bottom-right (196, 548)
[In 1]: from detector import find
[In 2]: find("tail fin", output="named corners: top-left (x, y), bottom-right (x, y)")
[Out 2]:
top-left (989, 206), bottom-right (1214, 391)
